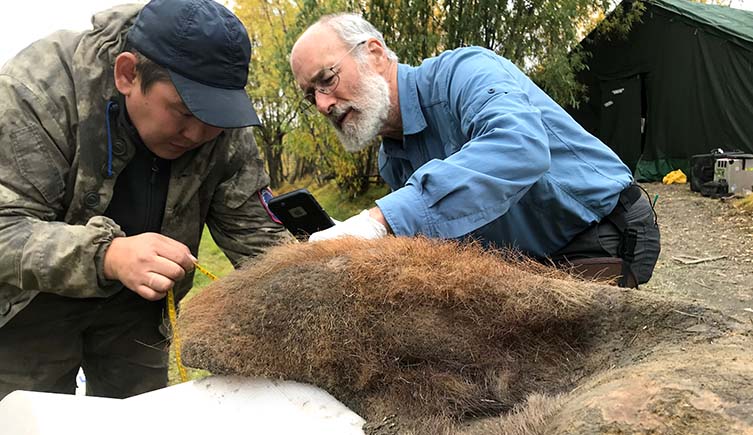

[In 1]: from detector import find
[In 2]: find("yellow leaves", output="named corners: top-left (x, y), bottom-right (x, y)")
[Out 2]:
top-left (235, 0), bottom-right (298, 100)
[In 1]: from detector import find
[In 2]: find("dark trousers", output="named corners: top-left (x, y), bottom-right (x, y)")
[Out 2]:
top-left (0, 290), bottom-right (168, 400)
top-left (551, 193), bottom-right (661, 284)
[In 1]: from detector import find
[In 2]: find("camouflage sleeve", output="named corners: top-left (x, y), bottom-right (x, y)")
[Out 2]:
top-left (0, 75), bottom-right (125, 298)
top-left (205, 128), bottom-right (293, 267)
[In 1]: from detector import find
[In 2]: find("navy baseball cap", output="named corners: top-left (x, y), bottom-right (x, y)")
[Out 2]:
top-left (126, 0), bottom-right (260, 129)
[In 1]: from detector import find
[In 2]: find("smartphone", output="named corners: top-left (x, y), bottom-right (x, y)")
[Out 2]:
top-left (267, 188), bottom-right (335, 238)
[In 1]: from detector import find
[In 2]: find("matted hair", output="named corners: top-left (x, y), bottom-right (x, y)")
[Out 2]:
top-left (316, 13), bottom-right (398, 63)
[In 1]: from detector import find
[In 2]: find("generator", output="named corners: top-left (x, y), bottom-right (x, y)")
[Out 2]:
top-left (714, 156), bottom-right (753, 197)
top-left (690, 149), bottom-right (752, 192)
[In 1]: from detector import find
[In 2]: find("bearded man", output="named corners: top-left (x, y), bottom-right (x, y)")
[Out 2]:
top-left (289, 13), bottom-right (660, 287)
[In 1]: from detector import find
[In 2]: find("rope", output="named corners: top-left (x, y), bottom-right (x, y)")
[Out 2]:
top-left (167, 261), bottom-right (218, 383)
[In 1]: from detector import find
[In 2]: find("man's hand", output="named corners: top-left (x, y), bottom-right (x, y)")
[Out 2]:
top-left (103, 233), bottom-right (196, 301)
top-left (308, 208), bottom-right (389, 242)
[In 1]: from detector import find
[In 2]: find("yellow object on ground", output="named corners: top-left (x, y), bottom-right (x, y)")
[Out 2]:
top-left (662, 169), bottom-right (687, 184)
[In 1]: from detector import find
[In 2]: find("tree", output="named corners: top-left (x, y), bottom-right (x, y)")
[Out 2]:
top-left (234, 0), bottom-right (300, 188)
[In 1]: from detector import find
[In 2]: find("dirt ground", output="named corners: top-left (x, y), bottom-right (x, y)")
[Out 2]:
top-left (639, 182), bottom-right (753, 318)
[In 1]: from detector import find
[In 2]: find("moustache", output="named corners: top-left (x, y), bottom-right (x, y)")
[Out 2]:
top-left (328, 104), bottom-right (354, 126)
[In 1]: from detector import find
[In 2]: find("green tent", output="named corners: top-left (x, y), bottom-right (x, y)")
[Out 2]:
top-left (568, 0), bottom-right (753, 181)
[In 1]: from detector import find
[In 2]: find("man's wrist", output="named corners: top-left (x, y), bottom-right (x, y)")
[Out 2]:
top-left (368, 207), bottom-right (391, 234)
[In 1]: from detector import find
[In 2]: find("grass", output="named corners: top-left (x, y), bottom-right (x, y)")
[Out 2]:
top-left (167, 179), bottom-right (389, 384)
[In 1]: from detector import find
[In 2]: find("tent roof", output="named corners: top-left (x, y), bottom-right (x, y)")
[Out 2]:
top-left (648, 0), bottom-right (753, 44)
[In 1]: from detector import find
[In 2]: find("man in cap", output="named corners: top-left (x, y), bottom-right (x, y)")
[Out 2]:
top-left (0, 0), bottom-right (289, 399)
top-left (290, 13), bottom-right (660, 286)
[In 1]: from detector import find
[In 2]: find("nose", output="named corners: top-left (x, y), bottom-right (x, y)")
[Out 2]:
top-left (315, 91), bottom-right (337, 115)
top-left (181, 118), bottom-right (223, 145)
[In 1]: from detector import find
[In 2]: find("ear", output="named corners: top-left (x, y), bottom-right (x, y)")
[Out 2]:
top-left (114, 52), bottom-right (139, 95)
top-left (365, 38), bottom-right (390, 74)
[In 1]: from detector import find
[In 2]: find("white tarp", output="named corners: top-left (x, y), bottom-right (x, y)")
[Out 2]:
top-left (0, 376), bottom-right (365, 435)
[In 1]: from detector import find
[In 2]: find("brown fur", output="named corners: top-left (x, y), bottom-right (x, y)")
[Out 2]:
top-left (178, 236), bottom-right (753, 434)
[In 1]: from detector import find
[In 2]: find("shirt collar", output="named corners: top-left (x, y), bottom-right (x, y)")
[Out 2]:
top-left (397, 63), bottom-right (427, 136)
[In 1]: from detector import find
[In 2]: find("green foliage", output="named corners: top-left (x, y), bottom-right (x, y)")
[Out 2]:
top-left (234, 0), bottom-right (305, 187)
top-left (593, 0), bottom-right (646, 42)
top-left (366, 0), bottom-right (443, 63)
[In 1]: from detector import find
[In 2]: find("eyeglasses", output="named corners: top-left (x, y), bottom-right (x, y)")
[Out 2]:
top-left (299, 40), bottom-right (367, 112)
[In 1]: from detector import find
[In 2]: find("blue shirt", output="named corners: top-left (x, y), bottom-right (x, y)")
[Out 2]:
top-left (375, 47), bottom-right (633, 257)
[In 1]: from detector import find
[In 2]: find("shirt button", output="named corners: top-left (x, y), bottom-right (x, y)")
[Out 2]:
top-left (83, 192), bottom-right (100, 208)
top-left (112, 140), bottom-right (127, 156)
top-left (487, 88), bottom-right (495, 94)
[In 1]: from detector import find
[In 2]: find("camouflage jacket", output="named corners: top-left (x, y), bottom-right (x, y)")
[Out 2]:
top-left (0, 5), bottom-right (289, 327)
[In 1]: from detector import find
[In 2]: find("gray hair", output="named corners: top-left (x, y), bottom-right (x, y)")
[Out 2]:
top-left (316, 13), bottom-right (398, 63)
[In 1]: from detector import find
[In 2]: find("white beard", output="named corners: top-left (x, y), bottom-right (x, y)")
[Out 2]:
top-left (329, 68), bottom-right (391, 152)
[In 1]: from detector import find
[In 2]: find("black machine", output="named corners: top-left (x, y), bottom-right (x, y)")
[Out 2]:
top-left (690, 149), bottom-right (750, 193)
top-left (267, 189), bottom-right (335, 238)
